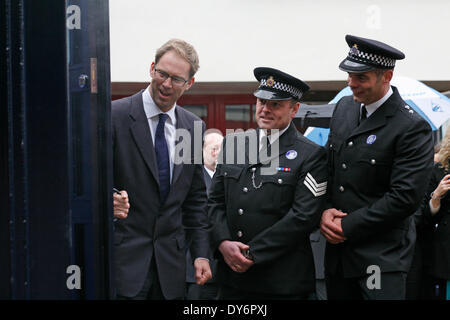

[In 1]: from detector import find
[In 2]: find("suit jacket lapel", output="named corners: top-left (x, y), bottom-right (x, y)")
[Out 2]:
top-left (129, 90), bottom-right (159, 185)
top-left (172, 106), bottom-right (193, 186)
top-left (202, 166), bottom-right (212, 194)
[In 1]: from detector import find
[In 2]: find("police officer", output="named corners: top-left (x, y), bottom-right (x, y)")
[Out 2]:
top-left (320, 35), bottom-right (434, 300)
top-left (209, 67), bottom-right (328, 299)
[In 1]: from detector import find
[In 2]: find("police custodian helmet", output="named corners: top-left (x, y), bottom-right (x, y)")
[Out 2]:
top-left (253, 67), bottom-right (310, 101)
top-left (339, 35), bottom-right (405, 73)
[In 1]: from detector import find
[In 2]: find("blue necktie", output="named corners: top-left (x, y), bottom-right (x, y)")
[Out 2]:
top-left (155, 113), bottom-right (170, 204)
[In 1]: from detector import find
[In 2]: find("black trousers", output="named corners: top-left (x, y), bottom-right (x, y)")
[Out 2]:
top-left (326, 271), bottom-right (407, 300)
top-left (117, 256), bottom-right (165, 300)
top-left (218, 283), bottom-right (312, 300)
top-left (186, 282), bottom-right (219, 300)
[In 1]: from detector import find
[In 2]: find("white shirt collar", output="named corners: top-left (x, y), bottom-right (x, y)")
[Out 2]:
top-left (142, 85), bottom-right (177, 125)
top-left (204, 165), bottom-right (215, 178)
top-left (363, 86), bottom-right (393, 117)
top-left (259, 122), bottom-right (291, 148)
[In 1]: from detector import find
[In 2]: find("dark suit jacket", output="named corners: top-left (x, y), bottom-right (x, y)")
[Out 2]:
top-left (112, 90), bottom-right (209, 299)
top-left (422, 162), bottom-right (450, 280)
top-left (186, 167), bottom-right (215, 284)
top-left (203, 167), bottom-right (212, 191)
top-left (209, 122), bottom-right (328, 295)
top-left (325, 86), bottom-right (434, 278)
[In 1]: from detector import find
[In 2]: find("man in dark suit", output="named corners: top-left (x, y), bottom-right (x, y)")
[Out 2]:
top-left (185, 130), bottom-right (223, 300)
top-left (112, 39), bottom-right (211, 300)
top-left (209, 67), bottom-right (328, 299)
top-left (320, 35), bottom-right (434, 300)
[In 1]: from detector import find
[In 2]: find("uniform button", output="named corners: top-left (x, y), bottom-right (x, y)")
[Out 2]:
top-left (371, 159), bottom-right (376, 165)
top-left (330, 144), bottom-right (333, 148)
top-left (409, 110), bottom-right (414, 114)
top-left (251, 167), bottom-right (256, 172)
top-left (339, 186), bottom-right (345, 192)
top-left (224, 172), bottom-right (228, 176)
top-left (243, 187), bottom-right (248, 193)
top-left (237, 230), bottom-right (243, 238)
top-left (278, 179), bottom-right (283, 184)
top-left (238, 209), bottom-right (244, 215)
top-left (342, 163), bottom-right (347, 170)
top-left (348, 141), bottom-right (353, 147)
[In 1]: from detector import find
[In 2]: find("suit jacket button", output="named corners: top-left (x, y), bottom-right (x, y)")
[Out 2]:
top-left (238, 209), bottom-right (244, 215)
top-left (237, 230), bottom-right (243, 238)
top-left (339, 186), bottom-right (345, 192)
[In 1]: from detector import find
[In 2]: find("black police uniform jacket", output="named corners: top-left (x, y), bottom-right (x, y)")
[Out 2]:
top-left (325, 86), bottom-right (434, 278)
top-left (209, 122), bottom-right (328, 295)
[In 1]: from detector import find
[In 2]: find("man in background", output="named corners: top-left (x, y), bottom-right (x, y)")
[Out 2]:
top-left (186, 130), bottom-right (223, 300)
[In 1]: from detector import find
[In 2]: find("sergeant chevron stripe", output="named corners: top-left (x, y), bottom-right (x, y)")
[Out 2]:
top-left (304, 173), bottom-right (327, 197)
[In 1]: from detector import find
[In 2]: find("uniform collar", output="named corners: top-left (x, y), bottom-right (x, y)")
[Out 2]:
top-left (363, 86), bottom-right (393, 117)
top-left (259, 122), bottom-right (291, 146)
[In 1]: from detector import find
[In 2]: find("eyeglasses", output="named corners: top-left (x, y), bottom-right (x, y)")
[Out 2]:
top-left (153, 68), bottom-right (188, 87)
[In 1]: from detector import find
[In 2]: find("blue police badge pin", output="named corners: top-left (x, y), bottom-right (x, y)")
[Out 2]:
top-left (367, 135), bottom-right (377, 145)
top-left (286, 150), bottom-right (297, 160)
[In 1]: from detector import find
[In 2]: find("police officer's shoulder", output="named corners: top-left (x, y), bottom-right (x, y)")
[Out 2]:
top-left (112, 94), bottom-right (133, 114)
top-left (396, 101), bottom-right (429, 125)
top-left (176, 105), bottom-right (203, 123)
top-left (334, 95), bottom-right (359, 114)
top-left (294, 130), bottom-right (327, 154)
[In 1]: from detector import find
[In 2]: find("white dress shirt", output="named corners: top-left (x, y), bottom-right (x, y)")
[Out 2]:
top-left (362, 86), bottom-right (393, 118)
top-left (204, 166), bottom-right (215, 178)
top-left (258, 123), bottom-right (290, 152)
top-left (142, 86), bottom-right (176, 183)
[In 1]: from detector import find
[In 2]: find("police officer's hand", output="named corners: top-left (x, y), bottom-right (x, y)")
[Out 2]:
top-left (320, 208), bottom-right (347, 244)
top-left (194, 258), bottom-right (212, 285)
top-left (218, 240), bottom-right (254, 273)
top-left (113, 190), bottom-right (130, 219)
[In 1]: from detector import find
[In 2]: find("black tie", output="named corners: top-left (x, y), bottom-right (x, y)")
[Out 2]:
top-left (259, 134), bottom-right (271, 162)
top-left (360, 105), bottom-right (367, 124)
top-left (155, 113), bottom-right (170, 204)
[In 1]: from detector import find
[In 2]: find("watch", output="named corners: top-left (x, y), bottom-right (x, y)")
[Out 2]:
top-left (430, 191), bottom-right (443, 200)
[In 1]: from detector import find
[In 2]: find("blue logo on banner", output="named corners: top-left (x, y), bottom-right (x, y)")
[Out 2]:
top-left (432, 104), bottom-right (443, 112)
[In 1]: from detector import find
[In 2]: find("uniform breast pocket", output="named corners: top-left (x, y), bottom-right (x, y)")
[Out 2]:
top-left (356, 152), bottom-right (392, 194)
top-left (220, 165), bottom-right (244, 198)
top-left (259, 172), bottom-right (297, 212)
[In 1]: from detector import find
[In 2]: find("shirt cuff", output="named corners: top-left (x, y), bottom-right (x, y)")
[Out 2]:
top-left (429, 199), bottom-right (440, 215)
